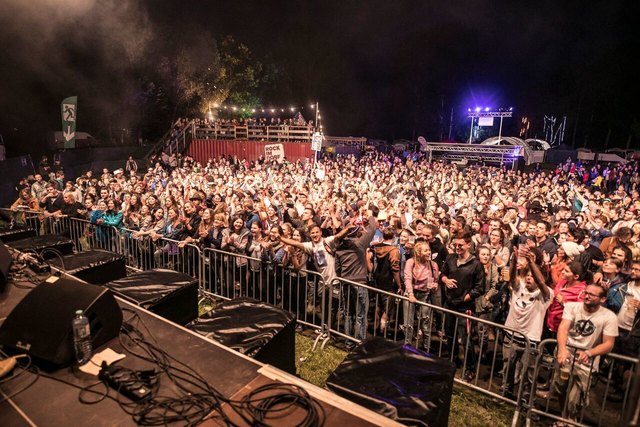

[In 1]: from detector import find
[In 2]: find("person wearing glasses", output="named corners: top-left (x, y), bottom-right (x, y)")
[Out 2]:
top-left (440, 231), bottom-right (485, 382)
top-left (551, 284), bottom-right (617, 423)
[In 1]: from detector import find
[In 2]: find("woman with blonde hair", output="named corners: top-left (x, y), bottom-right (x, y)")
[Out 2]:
top-left (10, 187), bottom-right (39, 226)
top-left (402, 241), bottom-right (440, 348)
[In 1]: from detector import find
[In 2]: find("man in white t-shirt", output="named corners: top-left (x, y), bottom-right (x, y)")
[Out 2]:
top-left (280, 223), bottom-right (354, 312)
top-left (502, 249), bottom-right (553, 400)
top-left (553, 283), bottom-right (618, 420)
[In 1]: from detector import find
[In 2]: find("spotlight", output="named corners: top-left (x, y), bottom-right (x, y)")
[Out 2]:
top-left (484, 107), bottom-right (490, 112)
top-left (475, 107), bottom-right (481, 112)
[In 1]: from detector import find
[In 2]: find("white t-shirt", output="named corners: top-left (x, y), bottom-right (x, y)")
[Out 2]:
top-left (505, 280), bottom-right (554, 342)
top-left (563, 302), bottom-right (618, 370)
top-left (303, 236), bottom-right (337, 286)
top-left (617, 282), bottom-right (640, 331)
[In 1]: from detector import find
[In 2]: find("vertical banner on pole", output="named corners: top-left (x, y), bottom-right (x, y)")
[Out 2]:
top-left (61, 96), bottom-right (77, 149)
top-left (311, 132), bottom-right (323, 169)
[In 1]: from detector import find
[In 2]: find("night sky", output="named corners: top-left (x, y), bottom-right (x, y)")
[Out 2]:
top-left (1, 0), bottom-right (638, 157)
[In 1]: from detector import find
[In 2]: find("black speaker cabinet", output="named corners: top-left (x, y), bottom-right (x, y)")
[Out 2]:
top-left (48, 250), bottom-right (127, 285)
top-left (0, 225), bottom-right (36, 243)
top-left (0, 276), bottom-right (122, 369)
top-left (106, 269), bottom-right (198, 325)
top-left (326, 337), bottom-right (456, 427)
top-left (6, 235), bottom-right (74, 259)
top-left (187, 298), bottom-right (296, 374)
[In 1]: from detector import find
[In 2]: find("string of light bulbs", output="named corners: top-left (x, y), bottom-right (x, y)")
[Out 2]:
top-left (206, 102), bottom-right (324, 131)
top-left (207, 103), bottom-right (320, 115)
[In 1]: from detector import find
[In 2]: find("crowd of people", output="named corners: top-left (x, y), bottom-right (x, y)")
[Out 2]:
top-left (8, 150), bottom-right (640, 423)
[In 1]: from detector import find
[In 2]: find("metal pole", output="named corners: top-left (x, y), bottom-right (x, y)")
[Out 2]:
top-left (498, 116), bottom-right (504, 142)
top-left (468, 117), bottom-right (474, 144)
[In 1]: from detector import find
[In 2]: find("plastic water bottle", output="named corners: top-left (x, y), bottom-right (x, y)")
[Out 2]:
top-left (72, 310), bottom-right (93, 365)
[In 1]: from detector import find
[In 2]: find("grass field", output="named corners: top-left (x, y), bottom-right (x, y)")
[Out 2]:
top-left (294, 333), bottom-right (514, 426)
top-left (198, 300), bottom-right (515, 425)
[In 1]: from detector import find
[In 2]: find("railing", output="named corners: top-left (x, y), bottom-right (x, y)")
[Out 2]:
top-left (527, 339), bottom-right (638, 427)
top-left (0, 208), bottom-right (42, 235)
top-left (200, 247), bottom-right (328, 334)
top-left (145, 119), bottom-right (196, 162)
top-left (193, 123), bottom-right (314, 143)
top-left (9, 213), bottom-right (639, 427)
top-left (331, 277), bottom-right (535, 426)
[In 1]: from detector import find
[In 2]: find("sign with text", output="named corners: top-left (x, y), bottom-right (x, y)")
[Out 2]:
top-left (264, 143), bottom-right (285, 161)
top-left (311, 132), bottom-right (323, 151)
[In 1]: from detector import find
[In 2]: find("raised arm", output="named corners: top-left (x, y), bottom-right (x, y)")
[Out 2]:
top-left (279, 235), bottom-right (306, 251)
top-left (526, 252), bottom-right (550, 300)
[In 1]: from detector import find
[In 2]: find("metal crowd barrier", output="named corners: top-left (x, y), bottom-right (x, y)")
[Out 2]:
top-left (118, 227), bottom-right (203, 282)
top-left (332, 277), bottom-right (536, 426)
top-left (527, 338), bottom-right (640, 427)
top-left (201, 247), bottom-right (327, 334)
top-left (0, 207), bottom-right (42, 234)
top-left (29, 216), bottom-right (639, 426)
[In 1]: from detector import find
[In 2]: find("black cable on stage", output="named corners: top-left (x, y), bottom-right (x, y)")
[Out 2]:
top-left (0, 353), bottom-right (39, 404)
top-left (116, 309), bottom-right (325, 426)
top-left (238, 383), bottom-right (325, 427)
top-left (0, 309), bottom-right (325, 426)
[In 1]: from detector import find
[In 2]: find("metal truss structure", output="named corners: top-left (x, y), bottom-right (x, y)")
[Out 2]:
top-left (420, 142), bottom-right (524, 168)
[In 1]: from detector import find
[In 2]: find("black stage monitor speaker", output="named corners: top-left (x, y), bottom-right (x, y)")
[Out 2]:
top-left (0, 275), bottom-right (122, 369)
top-left (106, 269), bottom-right (198, 325)
top-left (326, 337), bottom-right (456, 427)
top-left (0, 243), bottom-right (12, 293)
top-left (187, 298), bottom-right (296, 374)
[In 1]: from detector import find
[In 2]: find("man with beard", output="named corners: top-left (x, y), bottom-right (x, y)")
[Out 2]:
top-left (551, 283), bottom-right (617, 421)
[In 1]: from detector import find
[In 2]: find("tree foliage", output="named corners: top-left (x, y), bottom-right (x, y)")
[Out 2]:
top-left (141, 34), bottom-right (275, 130)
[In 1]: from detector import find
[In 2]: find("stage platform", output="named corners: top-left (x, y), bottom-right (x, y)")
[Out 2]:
top-left (0, 272), bottom-right (397, 426)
